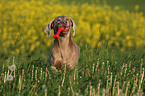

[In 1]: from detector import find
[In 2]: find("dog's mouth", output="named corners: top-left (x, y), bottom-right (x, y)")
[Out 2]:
top-left (62, 26), bottom-right (70, 33)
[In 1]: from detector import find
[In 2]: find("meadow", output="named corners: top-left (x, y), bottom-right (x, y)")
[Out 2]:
top-left (0, 0), bottom-right (145, 95)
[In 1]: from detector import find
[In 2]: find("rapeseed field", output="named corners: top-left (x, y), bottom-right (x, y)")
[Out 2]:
top-left (0, 0), bottom-right (145, 58)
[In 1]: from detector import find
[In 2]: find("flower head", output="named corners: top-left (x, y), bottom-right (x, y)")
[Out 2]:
top-left (7, 75), bottom-right (13, 81)
top-left (9, 65), bottom-right (16, 71)
top-left (101, 88), bottom-right (107, 94)
top-left (135, 5), bottom-right (139, 11)
top-left (42, 85), bottom-right (46, 89)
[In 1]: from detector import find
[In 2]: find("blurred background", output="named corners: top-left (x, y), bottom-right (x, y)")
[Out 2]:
top-left (0, 0), bottom-right (145, 62)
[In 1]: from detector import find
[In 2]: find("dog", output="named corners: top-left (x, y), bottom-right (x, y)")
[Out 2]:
top-left (44, 16), bottom-right (80, 70)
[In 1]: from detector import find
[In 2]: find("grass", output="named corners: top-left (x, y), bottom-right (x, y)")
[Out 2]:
top-left (1, 46), bottom-right (145, 96)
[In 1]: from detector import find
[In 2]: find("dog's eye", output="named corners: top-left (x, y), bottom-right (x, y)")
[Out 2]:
top-left (57, 19), bottom-right (61, 21)
top-left (66, 19), bottom-right (69, 21)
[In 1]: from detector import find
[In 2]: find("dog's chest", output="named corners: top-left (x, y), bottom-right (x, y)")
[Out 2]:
top-left (52, 46), bottom-right (74, 64)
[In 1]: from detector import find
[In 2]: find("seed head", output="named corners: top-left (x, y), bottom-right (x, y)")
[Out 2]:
top-left (9, 65), bottom-right (16, 71)
top-left (7, 75), bottom-right (13, 81)
top-left (42, 85), bottom-right (46, 89)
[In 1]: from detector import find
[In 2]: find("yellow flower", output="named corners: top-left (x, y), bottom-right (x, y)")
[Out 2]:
top-left (128, 41), bottom-right (133, 47)
top-left (11, 40), bottom-right (15, 45)
top-left (33, 36), bottom-right (38, 41)
top-left (47, 42), bottom-right (51, 47)
top-left (126, 36), bottom-right (131, 40)
top-left (0, 3), bottom-right (2, 9)
top-left (114, 6), bottom-right (120, 11)
top-left (121, 48), bottom-right (124, 52)
top-left (30, 44), bottom-right (35, 52)
top-left (2, 42), bottom-right (6, 47)
top-left (115, 42), bottom-right (119, 47)
top-left (11, 51), bottom-right (15, 55)
top-left (116, 31), bottom-right (121, 36)
top-left (4, 48), bottom-right (7, 53)
top-left (105, 35), bottom-right (110, 40)
top-left (16, 49), bottom-right (20, 54)
top-left (36, 41), bottom-right (40, 46)
top-left (20, 45), bottom-right (25, 50)
top-left (108, 41), bottom-right (113, 45)
top-left (135, 5), bottom-right (139, 11)
top-left (91, 42), bottom-right (97, 48)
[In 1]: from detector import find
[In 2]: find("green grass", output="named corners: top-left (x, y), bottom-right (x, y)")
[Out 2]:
top-left (1, 46), bottom-right (145, 96)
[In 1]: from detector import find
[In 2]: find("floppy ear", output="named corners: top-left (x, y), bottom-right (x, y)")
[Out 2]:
top-left (69, 17), bottom-right (76, 36)
top-left (44, 19), bottom-right (54, 38)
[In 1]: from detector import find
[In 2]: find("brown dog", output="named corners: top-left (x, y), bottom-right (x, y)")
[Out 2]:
top-left (44, 16), bottom-right (80, 70)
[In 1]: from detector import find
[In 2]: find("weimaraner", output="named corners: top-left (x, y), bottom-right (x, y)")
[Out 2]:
top-left (44, 16), bottom-right (80, 70)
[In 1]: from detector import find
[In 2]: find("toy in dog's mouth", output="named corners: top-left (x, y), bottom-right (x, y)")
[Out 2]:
top-left (54, 27), bottom-right (69, 39)
top-left (62, 26), bottom-right (69, 32)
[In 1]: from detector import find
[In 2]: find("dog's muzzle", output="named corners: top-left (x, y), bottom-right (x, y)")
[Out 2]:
top-left (58, 20), bottom-right (70, 34)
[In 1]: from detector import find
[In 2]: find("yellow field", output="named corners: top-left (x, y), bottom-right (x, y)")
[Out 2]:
top-left (0, 0), bottom-right (145, 56)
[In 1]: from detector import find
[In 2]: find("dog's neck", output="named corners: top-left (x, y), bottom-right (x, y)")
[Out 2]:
top-left (54, 32), bottom-right (71, 49)
top-left (54, 33), bottom-right (72, 63)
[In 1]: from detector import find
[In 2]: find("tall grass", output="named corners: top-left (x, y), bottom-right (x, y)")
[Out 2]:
top-left (1, 46), bottom-right (144, 96)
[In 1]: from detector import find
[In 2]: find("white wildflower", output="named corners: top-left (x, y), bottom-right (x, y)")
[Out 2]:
top-left (9, 65), bottom-right (16, 71)
top-left (101, 88), bottom-right (107, 94)
top-left (7, 75), bottom-right (13, 81)
top-left (42, 85), bottom-right (46, 89)
top-left (23, 83), bottom-right (25, 88)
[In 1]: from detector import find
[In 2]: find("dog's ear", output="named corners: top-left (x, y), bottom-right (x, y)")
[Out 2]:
top-left (69, 17), bottom-right (76, 36)
top-left (44, 19), bottom-right (54, 38)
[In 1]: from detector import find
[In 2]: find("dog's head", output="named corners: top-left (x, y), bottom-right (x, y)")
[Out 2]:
top-left (44, 16), bottom-right (76, 37)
